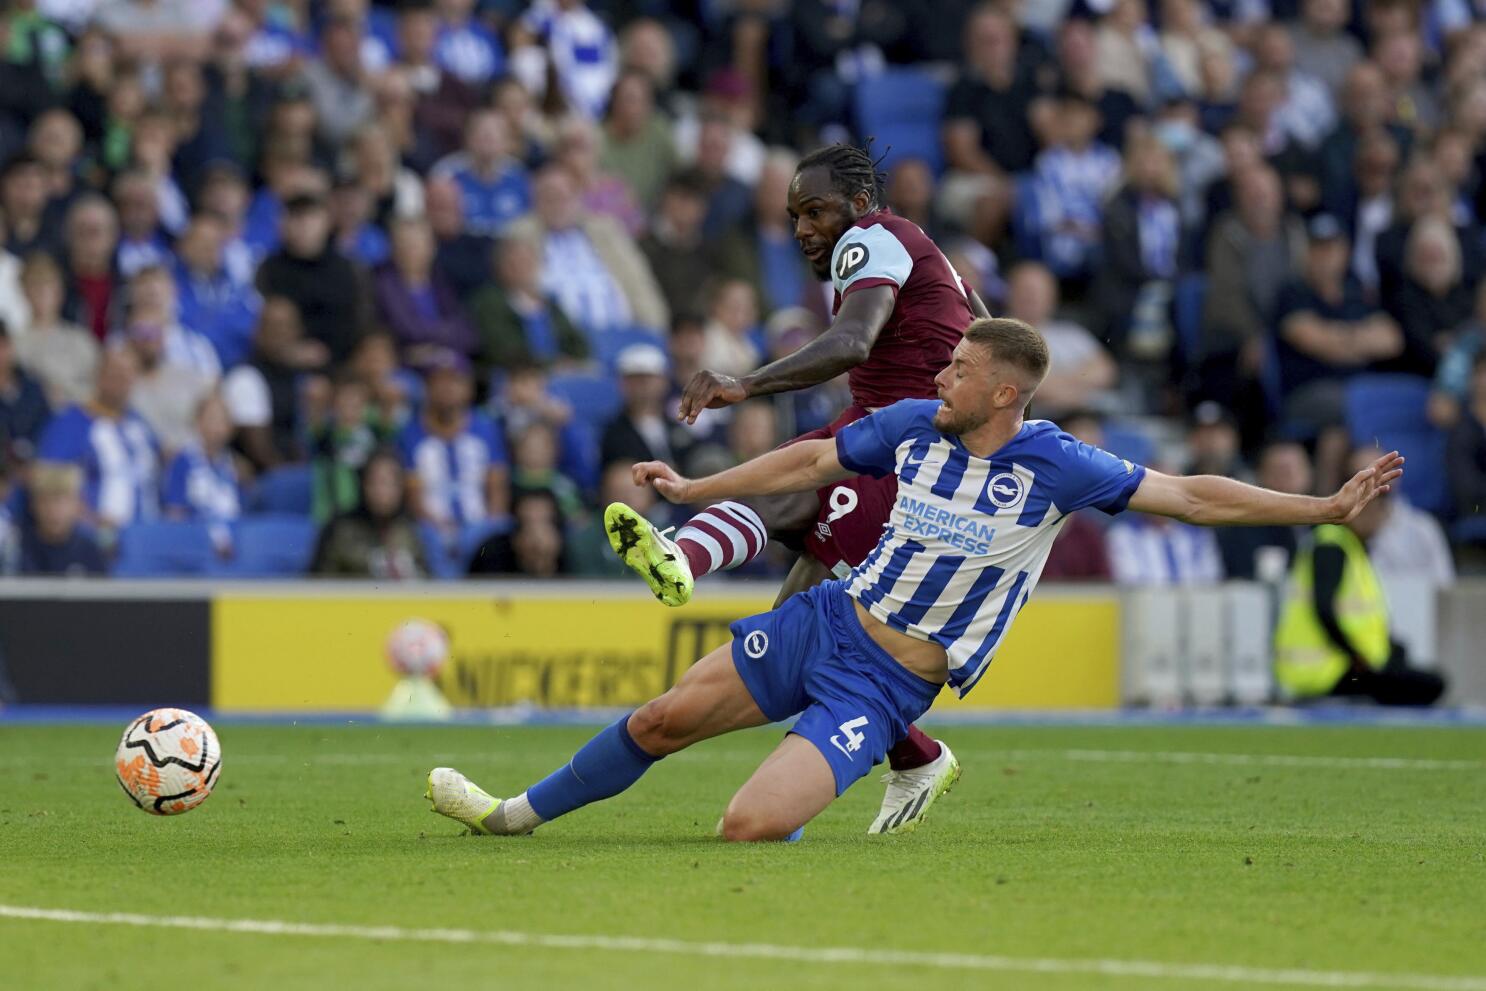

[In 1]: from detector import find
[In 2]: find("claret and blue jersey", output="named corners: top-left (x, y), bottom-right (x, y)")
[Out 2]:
top-left (833, 399), bottom-right (1147, 697)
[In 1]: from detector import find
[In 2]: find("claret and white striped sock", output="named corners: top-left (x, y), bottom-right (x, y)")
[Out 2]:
top-left (674, 501), bottom-right (769, 578)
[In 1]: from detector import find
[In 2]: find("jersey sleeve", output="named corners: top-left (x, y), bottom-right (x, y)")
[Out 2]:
top-left (830, 224), bottom-right (914, 298)
top-left (1049, 433), bottom-right (1147, 516)
top-left (834, 400), bottom-right (936, 478)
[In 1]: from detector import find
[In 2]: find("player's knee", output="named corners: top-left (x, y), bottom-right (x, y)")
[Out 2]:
top-left (719, 803), bottom-right (794, 843)
top-left (626, 696), bottom-right (688, 757)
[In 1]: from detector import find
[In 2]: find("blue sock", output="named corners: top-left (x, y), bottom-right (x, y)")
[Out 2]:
top-left (526, 714), bottom-right (661, 822)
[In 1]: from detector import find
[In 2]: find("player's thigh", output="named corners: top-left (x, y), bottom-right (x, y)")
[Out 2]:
top-left (772, 553), bottom-right (834, 608)
top-left (720, 733), bottom-right (838, 842)
top-left (627, 643), bottom-right (769, 755)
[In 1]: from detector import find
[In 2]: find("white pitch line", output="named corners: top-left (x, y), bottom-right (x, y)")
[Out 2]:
top-left (1, 904), bottom-right (1483, 991)
top-left (989, 749), bottom-right (1486, 771)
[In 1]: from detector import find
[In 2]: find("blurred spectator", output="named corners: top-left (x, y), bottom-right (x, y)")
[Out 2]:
top-left (433, 0), bottom-right (503, 87)
top-left (329, 175), bottom-right (390, 268)
top-left (1217, 439), bottom-right (1313, 579)
top-left (119, 320), bottom-right (214, 458)
top-left (1095, 0), bottom-right (1154, 105)
top-left (127, 111), bottom-right (192, 235)
top-left (95, 0), bottom-right (219, 65)
top-left (61, 193), bottom-right (120, 341)
top-left (1384, 215), bottom-right (1474, 376)
top-left (36, 348), bottom-right (159, 530)
top-left (373, 217), bottom-right (479, 361)
top-left (1028, 92), bottom-right (1123, 279)
top-left (1449, 352), bottom-right (1486, 520)
top-left (1092, 132), bottom-right (1182, 355)
top-left (1006, 262), bottom-right (1116, 418)
top-left (1274, 214), bottom-right (1403, 436)
top-left (1291, 0), bottom-right (1364, 98)
top-left (310, 447), bottom-right (429, 579)
top-left (511, 0), bottom-right (617, 122)
top-left (942, 6), bottom-right (1041, 179)
top-left (424, 177), bottom-right (491, 302)
top-left (616, 18), bottom-right (678, 107)
top-left (1051, 17), bottom-right (1140, 151)
top-left (1201, 165), bottom-right (1305, 410)
top-left (161, 392), bottom-right (241, 546)
top-left (1159, 0), bottom-right (1232, 101)
top-left (1350, 448), bottom-right (1455, 587)
top-left (692, 113), bottom-right (753, 240)
top-left (1251, 24), bottom-right (1336, 153)
top-left (511, 163), bottom-right (668, 335)
top-left (640, 170), bottom-right (711, 318)
top-left (713, 152), bottom-right (812, 315)
top-left (1315, 62), bottom-right (1412, 220)
top-left (385, 5), bottom-right (472, 166)
top-left (1041, 409), bottom-right (1114, 582)
top-left (0, 222), bottom-right (29, 341)
top-left (700, 278), bottom-right (763, 378)
top-left (197, 163), bottom-right (258, 286)
top-left (673, 69), bottom-right (766, 188)
top-left (116, 265), bottom-right (221, 380)
top-left (567, 459), bottom-right (664, 576)
top-left (509, 420), bottom-right (583, 524)
top-left (488, 74), bottom-right (554, 168)
top-left (301, 15), bottom-right (376, 149)
top-left (16, 462), bottom-right (105, 577)
top-left (347, 122), bottom-right (426, 226)
top-left (173, 213), bottom-right (261, 370)
top-left (1107, 510), bottom-right (1225, 585)
top-left (346, 332), bottom-right (411, 429)
top-left (1430, 279), bottom-right (1486, 426)
top-left (308, 372), bottom-right (392, 523)
top-left (886, 159), bottom-right (939, 240)
top-left (469, 234), bottom-right (589, 379)
top-left (601, 342), bottom-right (691, 469)
top-left (1373, 29), bottom-right (1437, 134)
top-left (782, 0), bottom-right (904, 139)
top-left (111, 168), bottom-right (173, 277)
top-left (256, 191), bottom-right (367, 363)
top-left (1186, 401), bottom-right (1248, 478)
top-left (467, 489), bottom-right (566, 577)
top-left (0, 322), bottom-right (48, 473)
top-left (430, 107), bottom-right (532, 238)
top-left (556, 114), bottom-right (643, 237)
top-left (599, 70), bottom-right (676, 213)
top-left (222, 296), bottom-right (328, 471)
top-left (398, 348), bottom-right (509, 532)
top-left (159, 57), bottom-right (229, 195)
top-left (14, 252), bottom-right (98, 408)
top-left (1339, 128), bottom-right (1400, 292)
top-left (727, 400), bottom-right (778, 464)
top-left (208, 6), bottom-right (276, 170)
top-left (2, 153), bottom-right (59, 260)
top-left (1374, 155), bottom-right (1482, 305)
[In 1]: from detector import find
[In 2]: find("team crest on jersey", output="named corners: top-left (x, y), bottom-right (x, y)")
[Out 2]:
top-left (985, 471), bottom-right (1026, 509)
top-left (835, 241), bottom-right (871, 280)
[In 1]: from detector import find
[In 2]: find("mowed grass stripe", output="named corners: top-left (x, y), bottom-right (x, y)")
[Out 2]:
top-left (3, 904), bottom-right (1485, 991)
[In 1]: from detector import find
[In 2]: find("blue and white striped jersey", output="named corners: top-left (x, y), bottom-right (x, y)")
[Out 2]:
top-left (835, 400), bottom-right (1146, 697)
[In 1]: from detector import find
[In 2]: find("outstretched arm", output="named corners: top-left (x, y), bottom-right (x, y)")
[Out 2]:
top-left (1127, 451), bottom-right (1404, 527)
top-left (632, 439), bottom-right (852, 504)
top-left (676, 286), bottom-right (896, 424)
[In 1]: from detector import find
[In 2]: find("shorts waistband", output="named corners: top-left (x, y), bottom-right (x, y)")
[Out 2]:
top-left (827, 584), bottom-right (943, 704)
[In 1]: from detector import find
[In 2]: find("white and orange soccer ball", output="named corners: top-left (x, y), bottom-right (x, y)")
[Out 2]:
top-left (386, 619), bottom-right (450, 678)
top-left (114, 708), bottom-right (223, 816)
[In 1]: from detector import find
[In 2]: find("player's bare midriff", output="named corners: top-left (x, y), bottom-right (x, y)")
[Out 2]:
top-left (852, 600), bottom-right (950, 685)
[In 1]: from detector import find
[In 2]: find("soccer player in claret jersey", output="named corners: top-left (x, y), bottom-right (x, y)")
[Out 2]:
top-left (427, 319), bottom-right (1403, 842)
top-left (606, 144), bottom-right (990, 835)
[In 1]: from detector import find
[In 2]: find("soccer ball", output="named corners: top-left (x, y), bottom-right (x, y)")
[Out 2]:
top-left (115, 708), bottom-right (223, 816)
top-left (386, 619), bottom-right (450, 678)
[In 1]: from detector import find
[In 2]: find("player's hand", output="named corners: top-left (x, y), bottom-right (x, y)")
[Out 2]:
top-left (1327, 450), bottom-right (1404, 524)
top-left (632, 460), bottom-right (695, 503)
top-left (677, 369), bottom-right (747, 425)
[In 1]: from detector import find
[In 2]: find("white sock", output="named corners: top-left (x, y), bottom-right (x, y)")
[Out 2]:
top-left (487, 791), bottom-right (544, 835)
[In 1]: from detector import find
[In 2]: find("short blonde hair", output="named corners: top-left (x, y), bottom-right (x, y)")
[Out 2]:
top-left (29, 462), bottom-right (82, 498)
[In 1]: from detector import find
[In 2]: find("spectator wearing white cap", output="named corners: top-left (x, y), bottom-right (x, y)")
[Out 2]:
top-left (601, 342), bottom-right (690, 471)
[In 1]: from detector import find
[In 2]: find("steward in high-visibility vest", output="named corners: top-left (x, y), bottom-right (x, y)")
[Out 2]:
top-left (1273, 523), bottom-right (1390, 698)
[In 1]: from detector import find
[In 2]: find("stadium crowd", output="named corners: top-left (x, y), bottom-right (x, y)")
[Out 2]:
top-left (0, 0), bottom-right (1477, 584)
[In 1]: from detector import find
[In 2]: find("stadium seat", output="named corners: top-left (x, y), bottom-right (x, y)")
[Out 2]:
top-left (1344, 375), bottom-right (1450, 516)
top-left (248, 464), bottom-right (313, 515)
top-left (547, 372), bottom-right (623, 429)
top-left (853, 69), bottom-right (947, 174)
top-left (1101, 421), bottom-right (1157, 469)
top-left (113, 521), bottom-right (217, 577)
top-left (595, 326), bottom-right (666, 370)
top-left (419, 522), bottom-right (462, 580)
top-left (225, 515), bottom-right (321, 577)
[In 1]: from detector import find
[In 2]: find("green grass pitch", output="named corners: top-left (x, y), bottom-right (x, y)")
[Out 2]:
top-left (1, 721), bottom-right (1484, 991)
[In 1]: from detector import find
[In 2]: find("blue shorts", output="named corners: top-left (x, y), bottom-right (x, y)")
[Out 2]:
top-left (730, 581), bottom-right (942, 796)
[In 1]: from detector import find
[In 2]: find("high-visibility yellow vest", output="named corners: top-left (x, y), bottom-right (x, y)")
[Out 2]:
top-left (1273, 524), bottom-right (1390, 698)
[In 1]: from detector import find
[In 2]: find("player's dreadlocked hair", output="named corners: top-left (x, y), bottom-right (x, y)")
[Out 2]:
top-left (796, 142), bottom-right (887, 210)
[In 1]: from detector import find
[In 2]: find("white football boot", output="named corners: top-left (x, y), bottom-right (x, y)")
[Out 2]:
top-left (425, 767), bottom-right (506, 835)
top-left (867, 742), bottom-right (961, 835)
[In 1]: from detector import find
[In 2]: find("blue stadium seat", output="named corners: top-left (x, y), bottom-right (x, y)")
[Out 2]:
top-left (1172, 274), bottom-right (1207, 365)
top-left (418, 522), bottom-right (462, 580)
top-left (1101, 422), bottom-right (1157, 469)
top-left (853, 69), bottom-right (947, 173)
top-left (1451, 517), bottom-right (1486, 545)
top-left (1344, 375), bottom-right (1450, 515)
top-left (225, 515), bottom-right (320, 577)
top-left (248, 465), bottom-right (313, 515)
top-left (547, 372), bottom-right (622, 429)
top-left (113, 521), bottom-right (216, 577)
top-left (595, 326), bottom-right (666, 370)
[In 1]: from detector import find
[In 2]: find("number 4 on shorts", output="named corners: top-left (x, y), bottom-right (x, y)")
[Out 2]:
top-left (830, 716), bottom-right (870, 758)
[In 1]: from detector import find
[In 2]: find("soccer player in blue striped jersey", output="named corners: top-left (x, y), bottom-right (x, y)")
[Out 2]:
top-left (427, 318), bottom-right (1404, 841)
